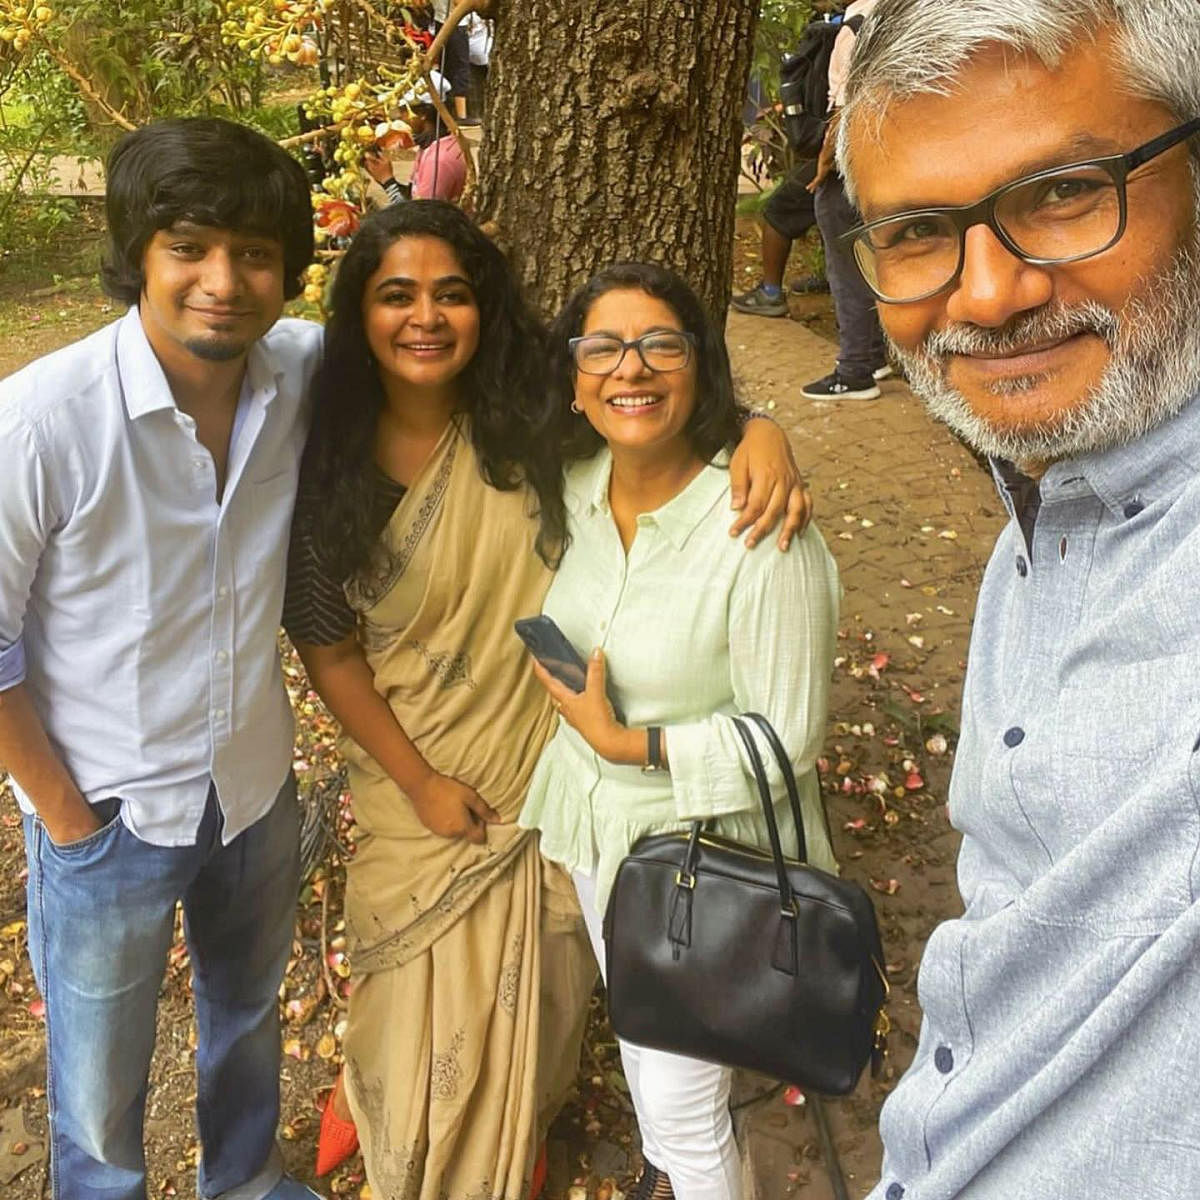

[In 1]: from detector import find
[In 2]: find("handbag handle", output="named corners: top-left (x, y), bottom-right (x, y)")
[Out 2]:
top-left (669, 714), bottom-right (813, 974)
top-left (739, 711), bottom-right (809, 863)
top-left (676, 713), bottom-right (810, 896)
top-left (729, 715), bottom-right (797, 916)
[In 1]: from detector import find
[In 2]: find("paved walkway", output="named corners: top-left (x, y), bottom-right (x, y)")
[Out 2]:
top-left (721, 313), bottom-right (1004, 1200)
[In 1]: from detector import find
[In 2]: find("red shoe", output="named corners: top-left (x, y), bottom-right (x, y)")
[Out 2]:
top-left (315, 1087), bottom-right (360, 1176)
top-left (530, 1141), bottom-right (548, 1200)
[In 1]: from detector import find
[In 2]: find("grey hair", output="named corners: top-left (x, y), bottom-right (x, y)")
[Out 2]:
top-left (836, 0), bottom-right (1200, 201)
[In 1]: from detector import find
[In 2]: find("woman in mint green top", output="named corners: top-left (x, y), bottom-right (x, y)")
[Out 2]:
top-left (519, 263), bottom-right (839, 1200)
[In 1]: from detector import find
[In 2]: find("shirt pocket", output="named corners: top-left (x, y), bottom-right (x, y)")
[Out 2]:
top-left (234, 469), bottom-right (296, 600)
top-left (1018, 665), bottom-right (1199, 935)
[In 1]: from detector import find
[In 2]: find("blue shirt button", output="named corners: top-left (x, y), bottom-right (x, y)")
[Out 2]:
top-left (935, 1044), bottom-right (954, 1073)
top-left (1123, 501), bottom-right (1144, 519)
top-left (1004, 726), bottom-right (1025, 747)
top-left (886, 1185), bottom-right (905, 1200)
top-left (1016, 555), bottom-right (1028, 577)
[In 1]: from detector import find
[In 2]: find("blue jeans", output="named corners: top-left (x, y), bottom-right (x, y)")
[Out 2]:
top-left (23, 777), bottom-right (301, 1200)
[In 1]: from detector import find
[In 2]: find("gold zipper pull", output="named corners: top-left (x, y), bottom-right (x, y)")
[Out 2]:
top-left (871, 1009), bottom-right (891, 1078)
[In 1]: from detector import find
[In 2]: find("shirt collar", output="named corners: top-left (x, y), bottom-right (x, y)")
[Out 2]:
top-left (116, 307), bottom-right (178, 420)
top-left (572, 446), bottom-right (733, 551)
top-left (116, 306), bottom-right (283, 420)
top-left (1029, 387), bottom-right (1200, 519)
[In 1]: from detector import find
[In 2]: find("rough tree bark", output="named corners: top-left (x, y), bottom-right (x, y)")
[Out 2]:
top-left (476, 0), bottom-right (759, 320)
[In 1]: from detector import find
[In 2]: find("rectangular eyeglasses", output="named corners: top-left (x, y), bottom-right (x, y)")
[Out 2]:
top-left (569, 330), bottom-right (697, 375)
top-left (845, 116), bottom-right (1200, 304)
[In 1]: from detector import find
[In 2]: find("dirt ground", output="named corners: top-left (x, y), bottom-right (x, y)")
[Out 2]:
top-left (0, 217), bottom-right (1007, 1199)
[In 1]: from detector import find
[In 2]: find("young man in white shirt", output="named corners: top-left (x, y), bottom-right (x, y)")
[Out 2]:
top-left (0, 117), bottom-right (324, 1200)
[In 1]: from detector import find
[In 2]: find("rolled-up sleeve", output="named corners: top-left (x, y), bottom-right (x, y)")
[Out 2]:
top-left (0, 406), bottom-right (58, 691)
top-left (666, 529), bottom-right (840, 821)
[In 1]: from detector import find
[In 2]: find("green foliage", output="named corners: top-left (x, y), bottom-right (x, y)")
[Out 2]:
top-left (745, 1), bottom-right (819, 186)
top-left (1, 49), bottom-right (90, 150)
top-left (752, 0), bottom-right (816, 104)
top-left (61, 0), bottom-right (267, 128)
top-left (0, 46), bottom-right (91, 254)
top-left (0, 0), bottom-right (279, 263)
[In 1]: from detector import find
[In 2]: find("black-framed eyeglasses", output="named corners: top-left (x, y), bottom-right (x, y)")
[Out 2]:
top-left (845, 116), bottom-right (1200, 304)
top-left (568, 330), bottom-right (697, 375)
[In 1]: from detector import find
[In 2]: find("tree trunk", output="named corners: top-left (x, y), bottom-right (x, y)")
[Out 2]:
top-left (476, 0), bottom-right (759, 321)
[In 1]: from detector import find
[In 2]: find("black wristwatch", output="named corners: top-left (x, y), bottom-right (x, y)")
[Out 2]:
top-left (641, 725), bottom-right (666, 773)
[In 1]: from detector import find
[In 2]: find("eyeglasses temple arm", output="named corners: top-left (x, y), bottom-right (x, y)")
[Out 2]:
top-left (1124, 116), bottom-right (1200, 172)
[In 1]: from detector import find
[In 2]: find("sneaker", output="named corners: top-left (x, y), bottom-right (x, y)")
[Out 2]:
top-left (873, 362), bottom-right (894, 381)
top-left (789, 273), bottom-right (830, 294)
top-left (730, 284), bottom-right (788, 318)
top-left (800, 370), bottom-right (881, 401)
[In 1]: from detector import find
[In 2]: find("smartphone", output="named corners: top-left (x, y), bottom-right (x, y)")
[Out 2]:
top-left (514, 615), bottom-right (589, 692)
top-left (514, 615), bottom-right (627, 723)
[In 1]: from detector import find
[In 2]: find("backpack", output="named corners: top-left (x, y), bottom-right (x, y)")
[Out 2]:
top-left (779, 10), bottom-right (866, 158)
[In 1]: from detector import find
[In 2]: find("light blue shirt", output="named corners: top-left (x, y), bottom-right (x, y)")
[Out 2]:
top-left (0, 308), bottom-right (323, 845)
top-left (872, 392), bottom-right (1200, 1200)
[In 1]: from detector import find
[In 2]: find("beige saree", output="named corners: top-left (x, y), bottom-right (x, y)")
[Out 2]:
top-left (339, 418), bottom-right (595, 1200)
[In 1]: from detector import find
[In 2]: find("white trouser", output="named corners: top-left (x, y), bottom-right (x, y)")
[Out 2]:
top-left (573, 871), bottom-right (743, 1200)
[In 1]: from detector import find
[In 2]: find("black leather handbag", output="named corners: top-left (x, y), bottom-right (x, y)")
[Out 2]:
top-left (602, 712), bottom-right (890, 1096)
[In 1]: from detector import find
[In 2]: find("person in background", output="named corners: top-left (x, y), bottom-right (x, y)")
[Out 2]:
top-left (364, 87), bottom-right (467, 205)
top-left (466, 12), bottom-right (492, 121)
top-left (521, 262), bottom-right (840, 1200)
top-left (731, 158), bottom-right (825, 317)
top-left (430, 0), bottom-right (472, 124)
top-left (801, 0), bottom-right (890, 400)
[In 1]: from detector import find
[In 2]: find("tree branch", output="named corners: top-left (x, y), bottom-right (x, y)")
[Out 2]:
top-left (278, 120), bottom-right (349, 149)
top-left (34, 33), bottom-right (136, 132)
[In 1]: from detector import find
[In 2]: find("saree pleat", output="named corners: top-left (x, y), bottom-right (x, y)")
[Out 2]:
top-left (339, 418), bottom-right (595, 1199)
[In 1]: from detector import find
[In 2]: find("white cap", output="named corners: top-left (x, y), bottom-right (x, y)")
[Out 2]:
top-left (398, 68), bottom-right (450, 108)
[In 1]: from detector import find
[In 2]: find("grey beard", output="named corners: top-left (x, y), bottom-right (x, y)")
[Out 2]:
top-left (889, 226), bottom-right (1200, 465)
top-left (184, 334), bottom-right (250, 363)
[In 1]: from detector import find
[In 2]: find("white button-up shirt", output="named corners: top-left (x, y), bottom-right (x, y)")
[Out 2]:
top-left (0, 307), bottom-right (323, 845)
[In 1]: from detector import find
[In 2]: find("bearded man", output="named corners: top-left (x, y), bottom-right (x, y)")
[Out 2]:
top-left (836, 2), bottom-right (1200, 1197)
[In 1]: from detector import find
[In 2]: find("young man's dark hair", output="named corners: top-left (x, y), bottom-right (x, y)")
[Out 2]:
top-left (101, 117), bottom-right (314, 304)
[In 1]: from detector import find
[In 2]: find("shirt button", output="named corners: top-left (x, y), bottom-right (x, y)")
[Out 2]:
top-left (1004, 726), bottom-right (1025, 748)
top-left (1016, 555), bottom-right (1028, 577)
top-left (935, 1044), bottom-right (954, 1073)
top-left (886, 1185), bottom-right (905, 1200)
top-left (216, 649), bottom-right (229, 663)
top-left (1123, 501), bottom-right (1144, 519)
top-left (217, 585), bottom-right (229, 599)
top-left (215, 708), bottom-right (227, 720)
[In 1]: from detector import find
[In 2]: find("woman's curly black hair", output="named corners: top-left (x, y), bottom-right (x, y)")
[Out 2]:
top-left (303, 200), bottom-right (565, 579)
top-left (547, 261), bottom-right (744, 465)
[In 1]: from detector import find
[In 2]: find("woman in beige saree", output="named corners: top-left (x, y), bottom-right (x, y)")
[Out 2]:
top-left (284, 202), bottom-right (808, 1200)
top-left (336, 418), bottom-right (594, 1198)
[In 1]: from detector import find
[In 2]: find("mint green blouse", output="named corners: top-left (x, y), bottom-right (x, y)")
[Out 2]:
top-left (519, 449), bottom-right (841, 914)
